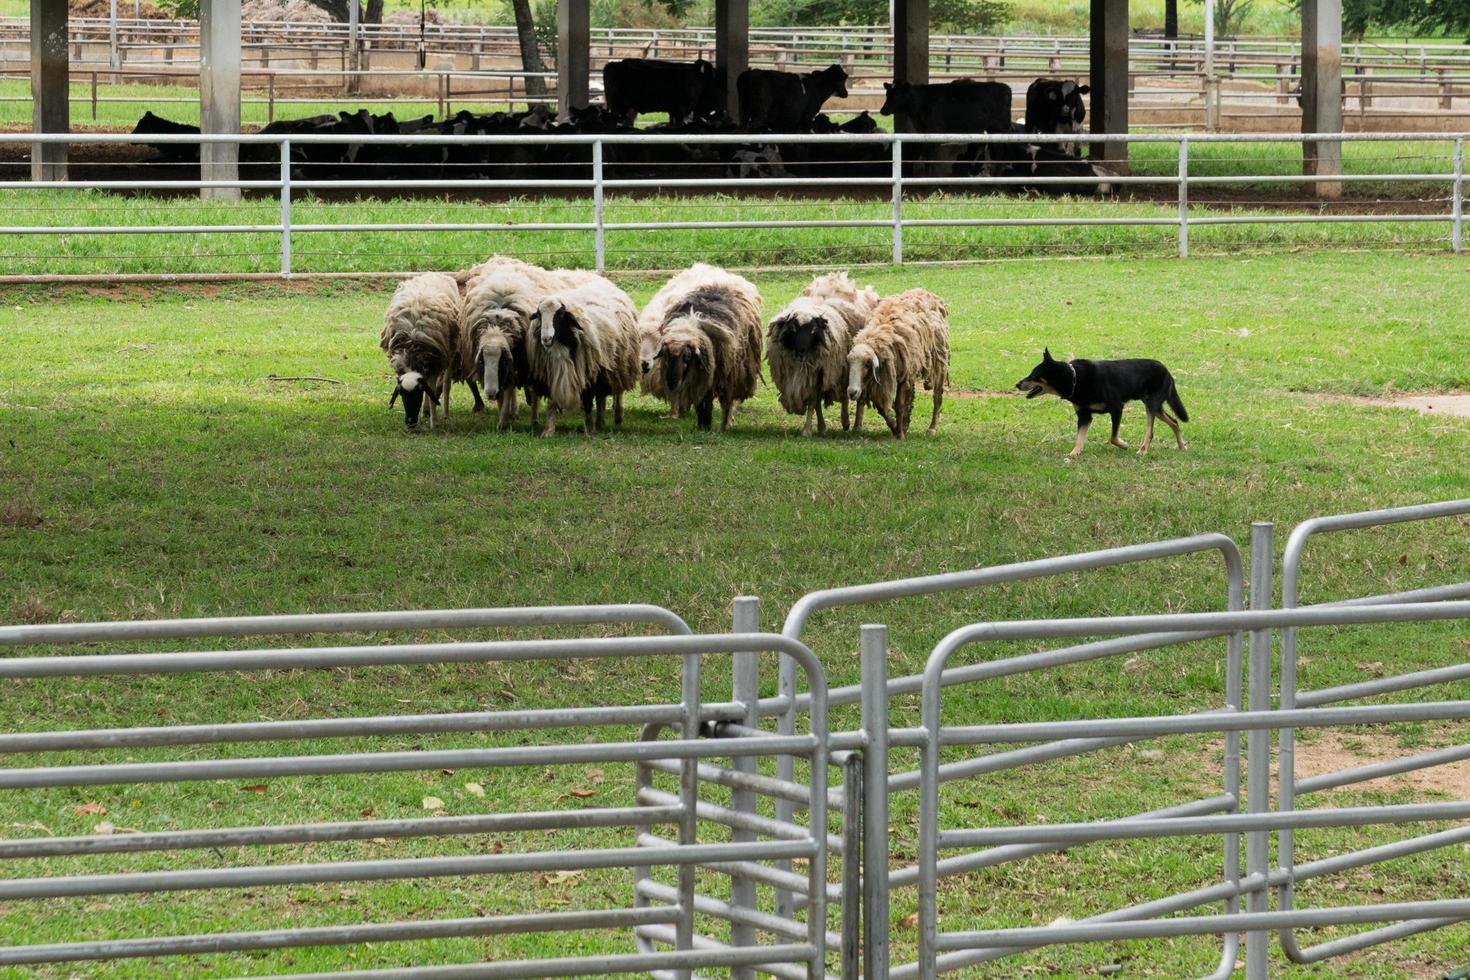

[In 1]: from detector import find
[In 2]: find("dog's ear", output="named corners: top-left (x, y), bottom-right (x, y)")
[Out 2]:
top-left (1043, 347), bottom-right (1055, 363)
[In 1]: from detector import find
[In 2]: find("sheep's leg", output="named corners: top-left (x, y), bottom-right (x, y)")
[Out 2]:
top-left (527, 390), bottom-right (540, 429)
top-left (614, 393), bottom-right (624, 427)
top-left (719, 396), bottom-right (734, 432)
top-left (801, 405), bottom-right (816, 436)
top-left (497, 390), bottom-right (515, 432)
top-left (929, 382), bottom-right (944, 435)
top-left (870, 405), bottom-right (893, 437)
top-left (853, 398), bottom-right (865, 433)
top-left (541, 405), bottom-right (557, 437)
top-left (840, 393), bottom-right (850, 431)
top-left (582, 390), bottom-right (597, 435)
top-left (815, 401), bottom-right (827, 435)
top-left (595, 393), bottom-right (606, 432)
top-left (696, 394), bottom-right (714, 432)
top-left (440, 375), bottom-right (450, 420)
top-left (468, 377), bottom-right (486, 413)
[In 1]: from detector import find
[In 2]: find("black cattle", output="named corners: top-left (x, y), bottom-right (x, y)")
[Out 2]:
top-left (737, 64), bottom-right (849, 132)
top-left (603, 58), bottom-right (722, 126)
top-left (1024, 78), bottom-right (1090, 156)
top-left (880, 79), bottom-right (1013, 176)
top-left (132, 110), bottom-right (200, 163)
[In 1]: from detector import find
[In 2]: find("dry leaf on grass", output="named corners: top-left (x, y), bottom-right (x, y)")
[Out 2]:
top-left (239, 784), bottom-right (268, 795)
top-left (898, 911), bottom-right (919, 930)
top-left (421, 796), bottom-right (445, 811)
top-left (568, 789), bottom-right (596, 799)
top-left (465, 782), bottom-right (486, 798)
top-left (73, 803), bottom-right (107, 816)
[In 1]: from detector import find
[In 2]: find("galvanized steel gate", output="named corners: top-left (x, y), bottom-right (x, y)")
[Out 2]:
top-left (2, 501), bottom-right (1468, 978)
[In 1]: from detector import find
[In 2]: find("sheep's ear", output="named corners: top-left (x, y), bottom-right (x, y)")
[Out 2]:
top-left (869, 355), bottom-right (880, 374)
top-left (424, 385), bottom-right (441, 406)
top-left (389, 385), bottom-right (400, 408)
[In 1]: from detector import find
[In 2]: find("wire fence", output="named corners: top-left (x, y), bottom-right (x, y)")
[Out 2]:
top-left (0, 129), bottom-right (1462, 279)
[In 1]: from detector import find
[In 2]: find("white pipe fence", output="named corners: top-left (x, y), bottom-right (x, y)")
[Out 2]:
top-left (0, 130), bottom-right (1463, 277)
top-left (3, 500), bottom-right (1469, 978)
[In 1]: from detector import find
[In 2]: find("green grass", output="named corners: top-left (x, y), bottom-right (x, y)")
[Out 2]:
top-left (3, 253), bottom-right (1470, 976)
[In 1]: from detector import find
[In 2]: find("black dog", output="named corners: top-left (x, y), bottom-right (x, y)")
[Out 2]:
top-left (1015, 348), bottom-right (1189, 459)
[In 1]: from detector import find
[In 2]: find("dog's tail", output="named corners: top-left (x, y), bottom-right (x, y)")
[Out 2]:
top-left (1167, 381), bottom-right (1190, 423)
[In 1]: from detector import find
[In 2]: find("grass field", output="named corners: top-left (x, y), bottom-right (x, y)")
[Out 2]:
top-left (3, 253), bottom-right (1470, 976)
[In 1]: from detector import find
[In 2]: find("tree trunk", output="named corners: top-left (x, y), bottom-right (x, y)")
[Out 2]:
top-left (512, 0), bottom-right (549, 97)
top-left (1164, 0), bottom-right (1178, 38)
top-left (365, 0), bottom-right (384, 24)
top-left (301, 0), bottom-right (383, 23)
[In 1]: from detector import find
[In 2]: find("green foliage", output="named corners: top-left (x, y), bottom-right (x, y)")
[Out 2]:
top-left (152, 0), bottom-right (199, 16)
top-left (1186, 0), bottom-right (1258, 36)
top-left (751, 0), bottom-right (1007, 32)
top-left (1338, 0), bottom-right (1470, 38)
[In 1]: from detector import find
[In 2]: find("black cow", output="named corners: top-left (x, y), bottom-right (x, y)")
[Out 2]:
top-left (602, 58), bottom-right (722, 126)
top-left (880, 79), bottom-right (1013, 176)
top-left (1024, 78), bottom-right (1090, 156)
top-left (132, 110), bottom-right (200, 163)
top-left (737, 64), bottom-right (849, 132)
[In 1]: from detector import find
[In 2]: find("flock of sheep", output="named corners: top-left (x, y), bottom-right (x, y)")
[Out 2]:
top-left (380, 258), bottom-right (951, 438)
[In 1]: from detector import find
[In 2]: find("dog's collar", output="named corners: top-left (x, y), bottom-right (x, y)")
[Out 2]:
top-left (1064, 360), bottom-right (1078, 397)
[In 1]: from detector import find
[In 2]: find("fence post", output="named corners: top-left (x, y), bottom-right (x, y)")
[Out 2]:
top-left (91, 72), bottom-right (98, 121)
top-left (861, 624), bottom-right (889, 980)
top-left (891, 137), bottom-right (903, 265)
top-left (728, 596), bottom-right (759, 979)
top-left (593, 139), bottom-right (606, 272)
top-left (279, 139), bottom-right (292, 277)
top-left (1245, 521), bottom-right (1273, 980)
top-left (676, 632), bottom-right (702, 980)
top-left (267, 73), bottom-right (275, 124)
top-left (1177, 137), bottom-right (1189, 258)
top-left (1453, 137), bottom-right (1463, 255)
top-left (841, 753), bottom-right (863, 980)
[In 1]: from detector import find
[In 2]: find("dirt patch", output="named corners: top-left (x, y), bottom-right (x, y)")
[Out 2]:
top-left (0, 501), bottom-right (44, 530)
top-left (946, 388), bottom-right (1014, 400)
top-left (9, 596), bottom-right (49, 624)
top-left (1296, 731), bottom-right (1470, 798)
top-left (1316, 392), bottom-right (1470, 420)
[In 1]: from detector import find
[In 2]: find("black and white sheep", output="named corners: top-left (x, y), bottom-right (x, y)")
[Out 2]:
top-left (526, 278), bottom-right (641, 436)
top-left (379, 271), bottom-right (474, 428)
top-left (765, 271), bottom-right (879, 435)
top-left (846, 288), bottom-right (950, 439)
top-left (648, 266), bottom-right (763, 431)
top-left (636, 263), bottom-right (725, 412)
top-left (459, 256), bottom-right (596, 432)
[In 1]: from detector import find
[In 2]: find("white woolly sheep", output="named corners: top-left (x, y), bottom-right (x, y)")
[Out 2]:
top-left (846, 288), bottom-right (950, 439)
top-left (526, 277), bottom-right (640, 436)
top-left (765, 271), bottom-right (878, 436)
top-left (379, 271), bottom-right (473, 428)
top-left (648, 266), bottom-right (763, 431)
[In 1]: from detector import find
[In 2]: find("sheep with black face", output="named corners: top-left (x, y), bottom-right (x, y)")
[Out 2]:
top-left (649, 267), bottom-right (763, 431)
top-left (525, 277), bottom-right (640, 436)
top-left (379, 271), bottom-right (470, 429)
top-left (765, 271), bottom-right (878, 436)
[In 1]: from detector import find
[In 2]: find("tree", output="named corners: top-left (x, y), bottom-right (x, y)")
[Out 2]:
top-left (752, 0), bottom-right (1008, 33)
top-left (512, 0), bottom-right (548, 97)
top-left (1334, 0), bottom-right (1470, 39)
top-left (301, 0), bottom-right (387, 23)
top-left (1187, 0), bottom-right (1255, 36)
top-left (1164, 0), bottom-right (1178, 38)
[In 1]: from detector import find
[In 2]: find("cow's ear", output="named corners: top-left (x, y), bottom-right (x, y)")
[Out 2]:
top-left (883, 82), bottom-right (893, 91)
top-left (1061, 80), bottom-right (1076, 97)
top-left (1077, 84), bottom-right (1091, 95)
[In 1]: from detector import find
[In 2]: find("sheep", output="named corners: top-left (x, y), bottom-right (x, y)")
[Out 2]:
top-left (648, 266), bottom-right (763, 431)
top-left (458, 256), bottom-right (602, 431)
top-left (379, 271), bottom-right (476, 428)
top-left (765, 271), bottom-right (879, 436)
top-left (526, 276), bottom-right (640, 436)
top-left (845, 288), bottom-right (950, 440)
top-left (635, 263), bottom-right (727, 412)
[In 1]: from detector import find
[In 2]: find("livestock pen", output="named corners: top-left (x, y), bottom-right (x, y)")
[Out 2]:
top-left (3, 255), bottom-right (1470, 974)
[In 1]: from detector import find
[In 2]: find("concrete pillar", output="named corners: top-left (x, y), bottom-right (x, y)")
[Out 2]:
top-left (200, 0), bottom-right (241, 202)
top-left (893, 0), bottom-right (928, 135)
top-left (30, 0), bottom-right (69, 181)
top-left (714, 0), bottom-right (747, 122)
top-left (1089, 0), bottom-right (1129, 169)
top-left (1301, 0), bottom-right (1342, 197)
top-left (557, 0), bottom-right (589, 119)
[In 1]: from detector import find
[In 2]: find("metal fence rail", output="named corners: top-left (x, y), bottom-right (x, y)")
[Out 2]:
top-left (0, 129), bottom-right (1463, 278)
top-left (0, 606), bottom-right (829, 978)
top-left (3, 500), bottom-right (1469, 977)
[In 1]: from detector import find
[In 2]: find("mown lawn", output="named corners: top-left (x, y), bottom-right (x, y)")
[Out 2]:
top-left (2, 253), bottom-right (1470, 977)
